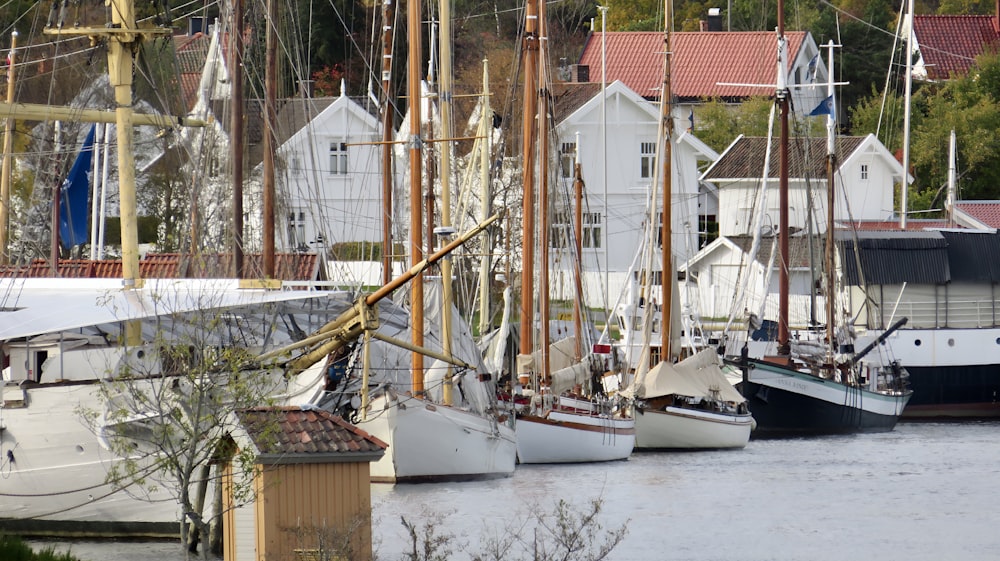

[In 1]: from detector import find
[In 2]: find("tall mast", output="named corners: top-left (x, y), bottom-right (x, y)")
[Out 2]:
top-left (538, 0), bottom-right (550, 385)
top-left (0, 30), bottom-right (17, 265)
top-left (659, 0), bottom-right (673, 359)
top-left (776, 0), bottom-right (791, 356)
top-left (572, 132), bottom-right (584, 362)
top-left (477, 59), bottom-right (492, 337)
top-left (230, 0), bottom-right (245, 276)
top-left (823, 40), bottom-right (837, 359)
top-left (380, 0), bottom-right (395, 286)
top-left (438, 0), bottom-right (456, 404)
top-left (262, 0), bottom-right (277, 277)
top-left (407, 0), bottom-right (425, 394)
top-left (900, 0), bottom-right (914, 229)
top-left (517, 0), bottom-right (539, 380)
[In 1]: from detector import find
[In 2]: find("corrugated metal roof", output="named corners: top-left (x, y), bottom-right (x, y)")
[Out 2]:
top-left (838, 231), bottom-right (949, 285)
top-left (703, 136), bottom-right (865, 180)
top-left (236, 406), bottom-right (387, 460)
top-left (939, 230), bottom-right (1000, 282)
top-left (577, 31), bottom-right (808, 100)
top-left (914, 15), bottom-right (1000, 81)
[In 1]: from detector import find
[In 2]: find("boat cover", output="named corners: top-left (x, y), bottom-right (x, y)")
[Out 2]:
top-left (635, 349), bottom-right (746, 402)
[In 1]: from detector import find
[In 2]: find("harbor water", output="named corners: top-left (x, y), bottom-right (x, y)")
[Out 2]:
top-left (29, 421), bottom-right (1000, 560)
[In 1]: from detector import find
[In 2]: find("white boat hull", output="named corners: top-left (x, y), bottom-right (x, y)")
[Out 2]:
top-left (515, 410), bottom-right (635, 464)
top-left (634, 406), bottom-right (752, 449)
top-left (359, 394), bottom-right (516, 482)
top-left (0, 383), bottom-right (179, 533)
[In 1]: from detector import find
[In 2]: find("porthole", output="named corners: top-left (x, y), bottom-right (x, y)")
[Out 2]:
top-left (947, 338), bottom-right (955, 347)
top-left (914, 339), bottom-right (922, 346)
top-left (76, 445), bottom-right (85, 454)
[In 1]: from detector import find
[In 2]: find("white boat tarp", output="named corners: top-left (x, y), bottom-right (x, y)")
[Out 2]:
top-left (0, 278), bottom-right (346, 340)
top-left (635, 349), bottom-right (746, 402)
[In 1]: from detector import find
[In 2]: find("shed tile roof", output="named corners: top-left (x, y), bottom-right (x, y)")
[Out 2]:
top-left (577, 31), bottom-right (808, 100)
top-left (236, 406), bottom-right (387, 460)
top-left (726, 234), bottom-right (820, 268)
top-left (954, 201), bottom-right (1000, 228)
top-left (703, 136), bottom-right (865, 181)
top-left (840, 220), bottom-right (952, 231)
top-left (913, 15), bottom-right (1000, 80)
top-left (550, 82), bottom-right (602, 123)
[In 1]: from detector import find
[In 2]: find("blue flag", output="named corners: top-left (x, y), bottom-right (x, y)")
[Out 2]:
top-left (809, 95), bottom-right (835, 118)
top-left (59, 125), bottom-right (95, 249)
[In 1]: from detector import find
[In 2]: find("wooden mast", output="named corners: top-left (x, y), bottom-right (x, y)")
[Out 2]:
top-left (517, 0), bottom-right (539, 385)
top-left (659, 0), bottom-right (674, 360)
top-left (0, 30), bottom-right (17, 265)
top-left (823, 40), bottom-right (837, 360)
top-left (538, 0), bottom-right (550, 388)
top-left (230, 0), bottom-right (245, 276)
top-left (380, 0), bottom-right (395, 286)
top-left (262, 0), bottom-right (278, 278)
top-left (438, 0), bottom-right (456, 404)
top-left (776, 0), bottom-right (791, 357)
top-left (407, 0), bottom-right (425, 394)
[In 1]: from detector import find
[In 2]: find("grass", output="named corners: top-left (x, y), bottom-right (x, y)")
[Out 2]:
top-left (0, 535), bottom-right (82, 561)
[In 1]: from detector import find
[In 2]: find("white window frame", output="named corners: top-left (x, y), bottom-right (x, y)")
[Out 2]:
top-left (559, 142), bottom-right (577, 179)
top-left (640, 141), bottom-right (656, 179)
top-left (329, 141), bottom-right (348, 175)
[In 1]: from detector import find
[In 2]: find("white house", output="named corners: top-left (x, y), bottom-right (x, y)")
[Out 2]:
top-left (681, 133), bottom-right (909, 328)
top-left (549, 80), bottom-right (719, 308)
top-left (275, 86), bottom-right (385, 254)
top-left (703, 134), bottom-right (906, 237)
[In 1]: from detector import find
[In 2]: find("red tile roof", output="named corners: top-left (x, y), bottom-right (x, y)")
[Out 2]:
top-left (913, 15), bottom-right (1000, 80)
top-left (236, 406), bottom-right (387, 460)
top-left (0, 253), bottom-right (320, 281)
top-left (955, 201), bottom-right (1000, 228)
top-left (577, 31), bottom-right (808, 100)
top-left (840, 220), bottom-right (953, 231)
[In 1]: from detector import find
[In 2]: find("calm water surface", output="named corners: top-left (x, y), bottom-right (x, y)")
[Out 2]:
top-left (30, 421), bottom-right (1000, 561)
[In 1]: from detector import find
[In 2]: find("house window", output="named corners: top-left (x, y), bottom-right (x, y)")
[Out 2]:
top-left (860, 164), bottom-right (869, 180)
top-left (288, 210), bottom-right (306, 249)
top-left (640, 142), bottom-right (656, 179)
top-left (290, 153), bottom-right (302, 177)
top-left (559, 142), bottom-right (577, 178)
top-left (552, 209), bottom-right (602, 249)
top-left (329, 141), bottom-right (348, 175)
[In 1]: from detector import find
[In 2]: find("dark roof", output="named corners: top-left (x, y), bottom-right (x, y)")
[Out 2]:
top-left (0, 253), bottom-right (321, 281)
top-left (939, 230), bottom-right (1000, 282)
top-left (703, 136), bottom-right (866, 181)
top-left (550, 82), bottom-right (602, 123)
top-left (913, 15), bottom-right (1000, 81)
top-left (727, 234), bottom-right (820, 268)
top-left (839, 231), bottom-right (948, 285)
top-left (577, 31), bottom-right (809, 100)
top-left (236, 406), bottom-right (387, 464)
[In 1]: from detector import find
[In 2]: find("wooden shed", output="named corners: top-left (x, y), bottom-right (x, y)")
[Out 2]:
top-left (223, 406), bottom-right (387, 561)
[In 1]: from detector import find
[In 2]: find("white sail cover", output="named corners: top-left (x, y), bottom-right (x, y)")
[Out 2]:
top-left (636, 349), bottom-right (745, 402)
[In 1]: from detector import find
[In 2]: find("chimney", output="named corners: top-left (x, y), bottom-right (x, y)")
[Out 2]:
top-left (570, 64), bottom-right (590, 83)
top-left (187, 16), bottom-right (204, 36)
top-left (707, 8), bottom-right (723, 32)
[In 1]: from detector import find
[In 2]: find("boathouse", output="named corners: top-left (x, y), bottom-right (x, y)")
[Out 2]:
top-left (224, 406), bottom-right (387, 561)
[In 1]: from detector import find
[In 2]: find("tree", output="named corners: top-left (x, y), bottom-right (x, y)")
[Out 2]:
top-left (693, 97), bottom-right (774, 153)
top-left (78, 290), bottom-right (294, 558)
top-left (908, 51), bottom-right (1000, 208)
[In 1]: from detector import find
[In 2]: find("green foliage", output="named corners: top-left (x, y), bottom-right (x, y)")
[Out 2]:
top-left (0, 535), bottom-right (81, 561)
top-left (908, 51), bottom-right (1000, 208)
top-left (602, 0), bottom-right (662, 31)
top-left (79, 293), bottom-right (289, 555)
top-left (847, 85), bottom-right (907, 153)
top-left (693, 97), bottom-right (774, 153)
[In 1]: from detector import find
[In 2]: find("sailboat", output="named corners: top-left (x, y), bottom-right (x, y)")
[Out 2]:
top-left (299, 0), bottom-right (516, 482)
top-left (622, 1), bottom-right (754, 450)
top-left (510, 0), bottom-right (634, 464)
top-left (728, 14), bottom-right (912, 436)
top-left (0, 9), bottom-right (351, 536)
